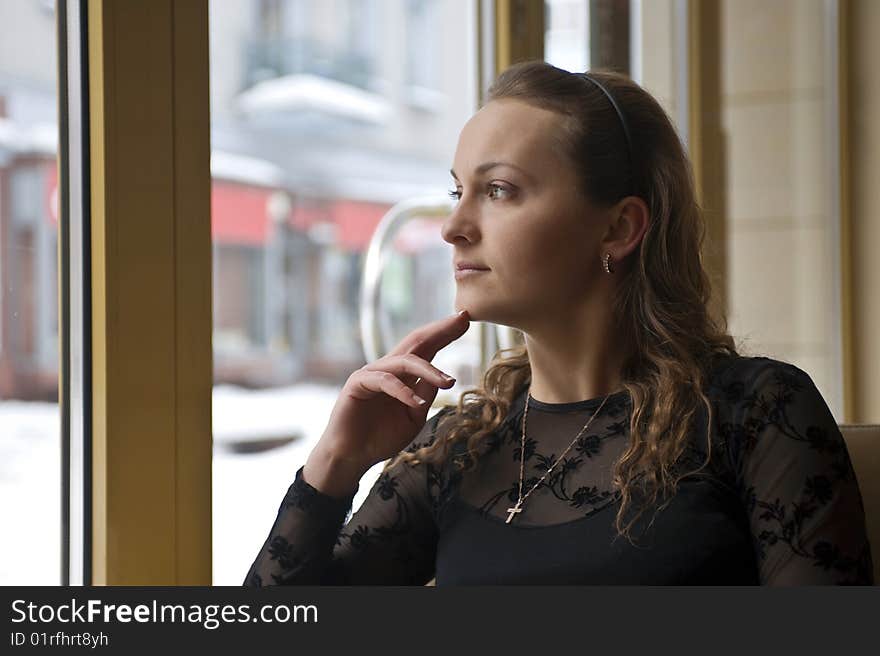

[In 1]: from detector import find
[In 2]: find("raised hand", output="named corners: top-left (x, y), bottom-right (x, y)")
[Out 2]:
top-left (303, 310), bottom-right (471, 495)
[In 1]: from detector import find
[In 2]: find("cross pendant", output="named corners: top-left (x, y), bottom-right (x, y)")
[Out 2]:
top-left (505, 503), bottom-right (523, 524)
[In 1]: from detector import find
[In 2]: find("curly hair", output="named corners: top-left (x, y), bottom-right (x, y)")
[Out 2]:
top-left (383, 60), bottom-right (739, 545)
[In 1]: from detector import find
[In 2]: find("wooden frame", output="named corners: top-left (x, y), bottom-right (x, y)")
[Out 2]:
top-left (837, 0), bottom-right (855, 422)
top-left (494, 0), bottom-right (545, 74)
top-left (87, 0), bottom-right (211, 584)
top-left (685, 0), bottom-right (728, 325)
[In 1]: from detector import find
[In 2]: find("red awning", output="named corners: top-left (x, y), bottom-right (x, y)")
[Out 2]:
top-left (46, 166), bottom-right (279, 246)
top-left (211, 182), bottom-right (275, 246)
top-left (291, 199), bottom-right (390, 252)
top-left (331, 200), bottom-right (390, 252)
top-left (46, 159), bottom-right (58, 224)
top-left (48, 163), bottom-right (394, 252)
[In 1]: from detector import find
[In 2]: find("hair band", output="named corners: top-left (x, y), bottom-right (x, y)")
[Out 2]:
top-left (577, 72), bottom-right (635, 191)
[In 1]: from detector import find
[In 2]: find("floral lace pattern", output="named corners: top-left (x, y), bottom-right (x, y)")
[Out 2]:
top-left (715, 362), bottom-right (873, 584)
top-left (243, 355), bottom-right (874, 585)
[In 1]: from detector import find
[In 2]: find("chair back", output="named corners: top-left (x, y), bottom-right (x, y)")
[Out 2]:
top-left (839, 424), bottom-right (880, 584)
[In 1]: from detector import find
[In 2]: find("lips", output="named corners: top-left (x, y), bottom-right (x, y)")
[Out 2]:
top-left (455, 262), bottom-right (490, 271)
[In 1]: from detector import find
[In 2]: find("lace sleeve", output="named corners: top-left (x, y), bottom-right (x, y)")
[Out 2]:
top-left (243, 407), bottom-right (453, 586)
top-left (728, 360), bottom-right (874, 585)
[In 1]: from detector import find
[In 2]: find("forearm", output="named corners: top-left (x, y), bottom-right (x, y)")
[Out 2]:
top-left (244, 456), bottom-right (361, 586)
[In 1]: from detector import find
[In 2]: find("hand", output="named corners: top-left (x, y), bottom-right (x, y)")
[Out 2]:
top-left (315, 310), bottom-right (471, 473)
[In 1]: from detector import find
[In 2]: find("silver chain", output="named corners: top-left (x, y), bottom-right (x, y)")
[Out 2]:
top-left (506, 387), bottom-right (612, 524)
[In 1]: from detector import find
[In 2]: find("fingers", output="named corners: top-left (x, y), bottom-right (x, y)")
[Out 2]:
top-left (388, 309), bottom-right (471, 361)
top-left (411, 376), bottom-right (440, 411)
top-left (363, 353), bottom-right (456, 390)
top-left (352, 369), bottom-right (430, 408)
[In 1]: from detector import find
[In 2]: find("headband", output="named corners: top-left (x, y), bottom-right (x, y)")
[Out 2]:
top-left (577, 72), bottom-right (635, 191)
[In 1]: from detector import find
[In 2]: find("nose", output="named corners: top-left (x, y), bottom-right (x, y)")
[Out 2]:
top-left (440, 201), bottom-right (478, 246)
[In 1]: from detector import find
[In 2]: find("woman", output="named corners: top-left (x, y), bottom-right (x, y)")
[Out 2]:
top-left (243, 61), bottom-right (874, 585)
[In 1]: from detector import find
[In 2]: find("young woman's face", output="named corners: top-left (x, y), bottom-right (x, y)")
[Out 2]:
top-left (442, 98), bottom-right (609, 328)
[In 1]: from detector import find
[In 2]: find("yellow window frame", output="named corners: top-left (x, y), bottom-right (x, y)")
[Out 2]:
top-left (87, 0), bottom-right (211, 584)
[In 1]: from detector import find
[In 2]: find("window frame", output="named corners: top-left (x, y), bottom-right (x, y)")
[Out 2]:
top-left (61, 0), bottom-right (860, 585)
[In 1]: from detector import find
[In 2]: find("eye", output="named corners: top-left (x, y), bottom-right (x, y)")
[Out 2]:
top-left (447, 188), bottom-right (462, 201)
top-left (487, 183), bottom-right (511, 200)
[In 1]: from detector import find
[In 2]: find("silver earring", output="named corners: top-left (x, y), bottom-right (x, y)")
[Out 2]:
top-left (603, 252), bottom-right (614, 274)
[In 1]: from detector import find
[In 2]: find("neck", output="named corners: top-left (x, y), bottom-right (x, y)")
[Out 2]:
top-left (521, 296), bottom-right (629, 404)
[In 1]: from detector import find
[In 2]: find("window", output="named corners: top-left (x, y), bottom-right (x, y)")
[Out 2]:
top-left (209, 0), bottom-right (478, 584)
top-left (720, 0), bottom-right (844, 418)
top-left (545, 0), bottom-right (589, 73)
top-left (0, 0), bottom-right (62, 584)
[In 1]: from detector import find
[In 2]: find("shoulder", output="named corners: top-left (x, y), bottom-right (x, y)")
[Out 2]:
top-left (708, 354), bottom-right (842, 473)
top-left (707, 354), bottom-right (820, 411)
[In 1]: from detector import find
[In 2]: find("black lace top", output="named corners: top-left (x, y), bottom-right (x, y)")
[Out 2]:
top-left (243, 355), bottom-right (874, 585)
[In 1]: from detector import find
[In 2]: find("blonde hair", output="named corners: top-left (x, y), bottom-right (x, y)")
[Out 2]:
top-left (385, 61), bottom-right (738, 545)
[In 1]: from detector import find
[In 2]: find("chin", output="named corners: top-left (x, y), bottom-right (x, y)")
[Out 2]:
top-left (454, 300), bottom-right (484, 323)
top-left (454, 295), bottom-right (522, 330)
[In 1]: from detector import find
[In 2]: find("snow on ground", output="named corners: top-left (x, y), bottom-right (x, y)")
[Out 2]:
top-left (0, 401), bottom-right (62, 585)
top-left (1, 382), bottom-right (444, 585)
top-left (212, 381), bottom-right (390, 585)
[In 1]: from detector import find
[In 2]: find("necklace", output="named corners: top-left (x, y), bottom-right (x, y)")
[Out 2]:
top-left (505, 387), bottom-right (613, 524)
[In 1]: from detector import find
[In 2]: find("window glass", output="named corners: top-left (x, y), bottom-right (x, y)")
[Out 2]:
top-left (720, 0), bottom-right (843, 418)
top-left (0, 0), bottom-right (61, 584)
top-left (209, 0), bottom-right (478, 584)
top-left (545, 0), bottom-right (589, 73)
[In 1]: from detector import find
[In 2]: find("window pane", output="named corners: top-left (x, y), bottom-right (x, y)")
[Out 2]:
top-left (0, 0), bottom-right (61, 584)
top-left (720, 0), bottom-right (843, 418)
top-left (209, 0), bottom-right (478, 584)
top-left (545, 0), bottom-right (589, 73)
top-left (632, 0), bottom-right (686, 130)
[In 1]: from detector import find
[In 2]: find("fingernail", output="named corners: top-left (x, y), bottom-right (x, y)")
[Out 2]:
top-left (457, 309), bottom-right (467, 317)
top-left (413, 394), bottom-right (427, 405)
top-left (442, 373), bottom-right (455, 382)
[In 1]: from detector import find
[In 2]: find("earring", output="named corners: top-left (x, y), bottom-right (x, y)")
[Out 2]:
top-left (603, 252), bottom-right (614, 274)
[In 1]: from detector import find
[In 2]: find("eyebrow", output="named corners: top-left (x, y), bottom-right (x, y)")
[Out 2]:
top-left (449, 161), bottom-right (534, 182)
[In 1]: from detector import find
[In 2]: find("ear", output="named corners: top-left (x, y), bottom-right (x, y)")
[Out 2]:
top-left (600, 195), bottom-right (650, 260)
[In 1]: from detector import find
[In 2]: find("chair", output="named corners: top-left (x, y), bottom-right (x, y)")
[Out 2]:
top-left (839, 424), bottom-right (880, 585)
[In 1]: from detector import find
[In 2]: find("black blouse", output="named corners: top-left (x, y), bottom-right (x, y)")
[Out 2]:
top-left (243, 355), bottom-right (874, 585)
